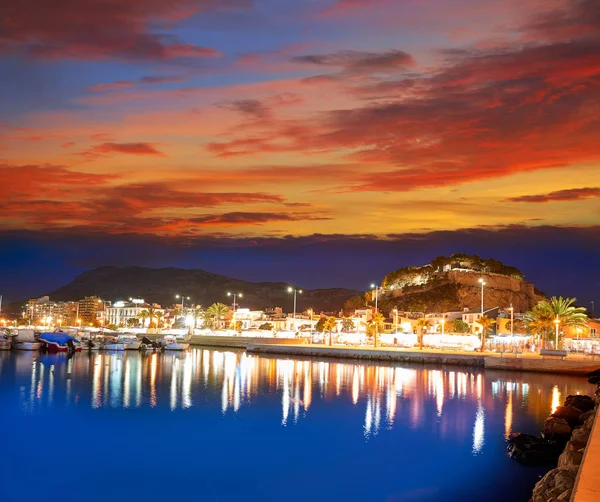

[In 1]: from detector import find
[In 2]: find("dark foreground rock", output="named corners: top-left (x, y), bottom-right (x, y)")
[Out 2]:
top-left (542, 417), bottom-right (571, 441)
top-left (530, 468), bottom-right (577, 502)
top-left (564, 394), bottom-right (595, 413)
top-left (507, 433), bottom-right (563, 465)
top-left (552, 405), bottom-right (584, 427)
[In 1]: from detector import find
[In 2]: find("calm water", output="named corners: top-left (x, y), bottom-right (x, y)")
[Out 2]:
top-left (0, 349), bottom-right (593, 502)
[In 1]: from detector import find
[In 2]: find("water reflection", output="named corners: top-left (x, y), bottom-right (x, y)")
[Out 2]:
top-left (0, 349), bottom-right (592, 453)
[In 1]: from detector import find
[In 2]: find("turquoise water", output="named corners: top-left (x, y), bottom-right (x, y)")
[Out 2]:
top-left (0, 349), bottom-right (592, 502)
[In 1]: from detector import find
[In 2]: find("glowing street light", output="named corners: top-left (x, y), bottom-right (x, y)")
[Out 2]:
top-left (441, 317), bottom-right (445, 335)
top-left (288, 287), bottom-right (302, 319)
top-left (308, 308), bottom-right (314, 343)
top-left (227, 292), bottom-right (243, 313)
top-left (175, 294), bottom-right (190, 315)
top-left (554, 316), bottom-right (561, 349)
top-left (370, 283), bottom-right (380, 348)
top-left (508, 304), bottom-right (514, 336)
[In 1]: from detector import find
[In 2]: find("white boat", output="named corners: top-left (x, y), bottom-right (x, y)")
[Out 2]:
top-left (118, 334), bottom-right (141, 350)
top-left (159, 335), bottom-right (190, 351)
top-left (102, 342), bottom-right (126, 351)
top-left (11, 329), bottom-right (42, 351)
top-left (0, 339), bottom-right (11, 350)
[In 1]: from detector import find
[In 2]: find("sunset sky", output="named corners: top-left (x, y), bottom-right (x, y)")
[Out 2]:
top-left (1, 0), bottom-right (599, 304)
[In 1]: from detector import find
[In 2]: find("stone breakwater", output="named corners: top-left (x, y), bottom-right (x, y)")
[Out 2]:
top-left (508, 390), bottom-right (598, 502)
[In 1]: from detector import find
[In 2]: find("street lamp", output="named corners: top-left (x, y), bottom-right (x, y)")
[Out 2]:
top-left (288, 287), bottom-right (302, 319)
top-left (393, 307), bottom-right (398, 334)
top-left (441, 317), bottom-right (445, 335)
top-left (370, 283), bottom-right (380, 348)
top-left (478, 278), bottom-right (485, 351)
top-left (227, 292), bottom-right (243, 313)
top-left (508, 304), bottom-right (514, 336)
top-left (308, 308), bottom-right (314, 343)
top-left (554, 316), bottom-right (561, 349)
top-left (175, 295), bottom-right (190, 316)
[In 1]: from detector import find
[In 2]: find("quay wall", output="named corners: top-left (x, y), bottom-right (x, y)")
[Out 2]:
top-left (188, 335), bottom-right (304, 349)
top-left (246, 344), bottom-right (486, 367)
top-left (484, 357), bottom-right (600, 375)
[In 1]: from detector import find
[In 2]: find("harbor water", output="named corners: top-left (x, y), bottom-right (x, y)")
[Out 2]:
top-left (0, 349), bottom-right (593, 502)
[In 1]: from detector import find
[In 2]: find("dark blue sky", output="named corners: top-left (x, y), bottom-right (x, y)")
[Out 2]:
top-left (1, 226), bottom-right (598, 310)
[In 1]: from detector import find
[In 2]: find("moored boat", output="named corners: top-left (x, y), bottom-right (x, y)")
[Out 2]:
top-left (118, 334), bottom-right (141, 350)
top-left (158, 335), bottom-right (190, 351)
top-left (39, 332), bottom-right (82, 353)
top-left (11, 329), bottom-right (42, 351)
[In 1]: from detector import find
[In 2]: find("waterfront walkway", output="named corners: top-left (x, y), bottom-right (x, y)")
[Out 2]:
top-left (573, 407), bottom-right (600, 502)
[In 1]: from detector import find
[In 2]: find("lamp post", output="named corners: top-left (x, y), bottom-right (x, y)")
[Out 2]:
top-left (175, 294), bottom-right (190, 318)
top-left (227, 292), bottom-right (242, 313)
top-left (508, 304), bottom-right (514, 336)
top-left (554, 316), bottom-right (561, 349)
top-left (393, 307), bottom-right (398, 334)
top-left (478, 278), bottom-right (485, 351)
top-left (370, 283), bottom-right (380, 348)
top-left (287, 287), bottom-right (302, 320)
top-left (308, 308), bottom-right (314, 343)
top-left (441, 317), bottom-right (445, 335)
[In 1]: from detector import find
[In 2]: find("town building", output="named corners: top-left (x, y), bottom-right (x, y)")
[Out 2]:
top-left (106, 299), bottom-right (164, 328)
top-left (462, 306), bottom-right (500, 333)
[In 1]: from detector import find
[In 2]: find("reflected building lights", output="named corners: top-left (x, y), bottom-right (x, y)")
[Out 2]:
top-left (472, 403), bottom-right (485, 454)
top-left (551, 385), bottom-right (561, 414)
top-left (505, 391), bottom-right (513, 440)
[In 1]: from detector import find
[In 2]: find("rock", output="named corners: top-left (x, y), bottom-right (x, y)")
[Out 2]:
top-left (557, 448), bottom-right (583, 470)
top-left (552, 405), bottom-right (584, 427)
top-left (571, 425), bottom-right (592, 445)
top-left (542, 417), bottom-right (572, 440)
top-left (564, 394), bottom-right (595, 413)
top-left (508, 433), bottom-right (563, 465)
top-left (556, 489), bottom-right (572, 501)
top-left (579, 409), bottom-right (595, 425)
top-left (530, 468), bottom-right (577, 502)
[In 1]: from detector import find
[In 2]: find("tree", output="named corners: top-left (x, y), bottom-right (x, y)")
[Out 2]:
top-left (137, 310), bottom-right (149, 327)
top-left (323, 316), bottom-right (337, 346)
top-left (341, 317), bottom-right (355, 332)
top-left (192, 307), bottom-right (204, 328)
top-left (506, 319), bottom-right (526, 334)
top-left (416, 318), bottom-right (431, 350)
top-left (525, 296), bottom-right (589, 348)
top-left (258, 322), bottom-right (273, 331)
top-left (315, 317), bottom-right (327, 333)
top-left (344, 295), bottom-right (365, 314)
top-left (204, 303), bottom-right (231, 330)
top-left (154, 311), bottom-right (164, 328)
top-left (476, 315), bottom-right (496, 351)
top-left (366, 312), bottom-right (385, 347)
top-left (449, 319), bottom-right (470, 333)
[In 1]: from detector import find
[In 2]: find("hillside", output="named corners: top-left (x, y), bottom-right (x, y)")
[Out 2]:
top-left (47, 266), bottom-right (361, 313)
top-left (375, 254), bottom-right (542, 314)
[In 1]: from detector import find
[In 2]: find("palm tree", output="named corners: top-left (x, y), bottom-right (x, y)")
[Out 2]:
top-left (137, 310), bottom-right (149, 327)
top-left (476, 315), bottom-right (496, 351)
top-left (526, 297), bottom-right (588, 348)
top-left (366, 312), bottom-right (385, 347)
top-left (416, 318), bottom-right (431, 350)
top-left (323, 316), bottom-right (337, 346)
top-left (154, 311), bottom-right (164, 329)
top-left (204, 303), bottom-right (231, 330)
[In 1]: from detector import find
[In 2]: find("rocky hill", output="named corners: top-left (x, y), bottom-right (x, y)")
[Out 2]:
top-left (376, 254), bottom-right (542, 314)
top-left (47, 266), bottom-right (360, 313)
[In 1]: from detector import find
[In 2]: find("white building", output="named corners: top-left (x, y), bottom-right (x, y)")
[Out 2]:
top-left (106, 299), bottom-right (165, 327)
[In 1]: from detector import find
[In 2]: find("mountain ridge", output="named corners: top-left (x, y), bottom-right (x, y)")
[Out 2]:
top-left (46, 265), bottom-right (361, 312)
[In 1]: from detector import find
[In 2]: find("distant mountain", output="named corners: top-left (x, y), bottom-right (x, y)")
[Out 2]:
top-left (46, 266), bottom-right (361, 313)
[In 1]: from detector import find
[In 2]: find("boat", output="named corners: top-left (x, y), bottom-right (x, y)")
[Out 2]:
top-left (39, 332), bottom-right (82, 353)
top-left (11, 329), bottom-right (42, 351)
top-left (158, 334), bottom-right (190, 351)
top-left (140, 336), bottom-right (159, 351)
top-left (0, 332), bottom-right (11, 351)
top-left (101, 341), bottom-right (126, 351)
top-left (118, 334), bottom-right (142, 350)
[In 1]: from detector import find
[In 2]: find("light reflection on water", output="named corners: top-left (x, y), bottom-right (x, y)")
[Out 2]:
top-left (0, 348), bottom-right (594, 502)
